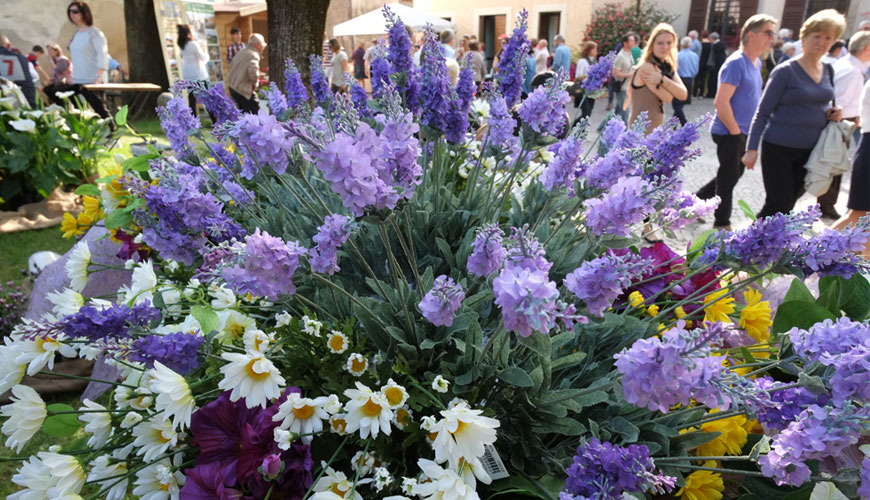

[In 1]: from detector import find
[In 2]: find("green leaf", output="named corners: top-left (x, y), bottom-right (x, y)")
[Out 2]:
top-left (688, 229), bottom-right (717, 256)
top-left (740, 347), bottom-right (757, 364)
top-left (499, 366), bottom-right (534, 388)
top-left (840, 273), bottom-right (870, 321)
top-left (798, 372), bottom-right (828, 395)
top-left (74, 184), bottom-right (100, 197)
top-left (738, 199), bottom-right (757, 220)
top-left (672, 431), bottom-right (721, 451)
top-left (607, 416), bottom-right (639, 442)
top-left (114, 105), bottom-right (128, 126)
top-left (192, 305), bottom-right (219, 335)
top-left (104, 209), bottom-right (133, 229)
top-left (43, 403), bottom-right (81, 437)
top-left (551, 351), bottom-right (586, 371)
top-left (816, 277), bottom-right (841, 316)
top-left (434, 237), bottom-right (455, 268)
top-left (784, 278), bottom-right (816, 303)
top-left (123, 152), bottom-right (159, 173)
top-left (771, 301), bottom-right (837, 334)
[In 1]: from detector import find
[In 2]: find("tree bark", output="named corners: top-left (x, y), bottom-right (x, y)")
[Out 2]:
top-left (124, 0), bottom-right (170, 113)
top-left (266, 0), bottom-right (331, 90)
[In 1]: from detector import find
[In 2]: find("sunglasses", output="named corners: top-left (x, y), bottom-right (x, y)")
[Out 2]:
top-left (69, 8), bottom-right (80, 13)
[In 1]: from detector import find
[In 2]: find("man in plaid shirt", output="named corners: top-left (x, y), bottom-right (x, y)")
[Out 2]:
top-left (227, 27), bottom-right (246, 65)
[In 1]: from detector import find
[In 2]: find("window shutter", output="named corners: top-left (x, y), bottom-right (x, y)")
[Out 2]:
top-left (782, 0), bottom-right (808, 34)
top-left (688, 0), bottom-right (708, 32)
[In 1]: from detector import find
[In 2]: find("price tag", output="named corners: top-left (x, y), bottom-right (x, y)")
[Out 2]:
top-left (481, 444), bottom-right (510, 480)
top-left (0, 55), bottom-right (26, 81)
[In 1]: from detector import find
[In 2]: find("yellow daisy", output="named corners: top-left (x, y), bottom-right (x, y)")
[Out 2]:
top-left (677, 468), bottom-right (724, 500)
top-left (647, 304), bottom-right (660, 317)
top-left (697, 411), bottom-right (748, 456)
top-left (739, 289), bottom-right (772, 343)
top-left (628, 291), bottom-right (644, 308)
top-left (60, 212), bottom-right (83, 239)
top-left (82, 195), bottom-right (103, 221)
top-left (703, 288), bottom-right (735, 323)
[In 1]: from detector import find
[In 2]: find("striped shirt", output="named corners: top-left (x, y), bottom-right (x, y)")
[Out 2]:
top-left (227, 42), bottom-right (245, 64)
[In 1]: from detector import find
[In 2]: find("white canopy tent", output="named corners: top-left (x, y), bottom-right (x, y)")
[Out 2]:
top-left (332, 3), bottom-right (456, 37)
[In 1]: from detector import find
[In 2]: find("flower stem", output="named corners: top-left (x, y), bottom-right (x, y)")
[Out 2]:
top-left (37, 371), bottom-right (137, 389)
top-left (302, 436), bottom-right (351, 500)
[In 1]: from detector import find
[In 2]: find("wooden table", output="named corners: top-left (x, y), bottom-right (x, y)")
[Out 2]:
top-left (82, 83), bottom-right (164, 121)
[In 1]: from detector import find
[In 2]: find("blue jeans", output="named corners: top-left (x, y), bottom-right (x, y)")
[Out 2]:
top-left (614, 90), bottom-right (629, 123)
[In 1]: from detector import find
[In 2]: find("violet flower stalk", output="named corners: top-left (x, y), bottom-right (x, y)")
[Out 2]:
top-left (564, 253), bottom-right (650, 317)
top-left (221, 228), bottom-right (307, 300)
top-left (309, 214), bottom-right (353, 275)
top-left (581, 51), bottom-right (615, 93)
top-left (467, 224), bottom-right (506, 277)
top-left (283, 58), bottom-right (309, 110)
top-left (419, 275), bottom-right (465, 327)
top-left (495, 9), bottom-right (530, 107)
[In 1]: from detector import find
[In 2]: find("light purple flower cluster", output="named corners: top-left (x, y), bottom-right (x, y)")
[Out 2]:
top-left (404, 65), bottom-right (422, 115)
top-left (540, 134), bottom-right (583, 191)
top-left (129, 331), bottom-right (205, 374)
top-left (658, 191), bottom-right (719, 231)
top-left (419, 29), bottom-right (452, 132)
top-left (308, 214), bottom-right (353, 275)
top-left (419, 275), bottom-right (465, 327)
top-left (370, 56), bottom-right (392, 97)
top-left (563, 438), bottom-right (674, 500)
top-left (308, 55), bottom-right (332, 104)
top-left (350, 80), bottom-right (372, 118)
top-left (789, 317), bottom-right (870, 362)
top-left (584, 149), bottom-right (641, 190)
top-left (61, 302), bottom-right (161, 342)
top-left (753, 376), bottom-right (829, 432)
top-left (227, 111), bottom-right (292, 179)
top-left (445, 97), bottom-right (469, 144)
top-left (267, 84), bottom-right (289, 117)
top-left (456, 56), bottom-right (476, 113)
top-left (517, 70), bottom-right (570, 136)
top-left (495, 9), bottom-right (530, 107)
top-left (177, 81), bottom-right (240, 126)
top-left (820, 345), bottom-right (870, 405)
top-left (492, 265), bottom-right (561, 337)
top-left (792, 226), bottom-right (870, 277)
top-left (467, 224), bottom-right (506, 277)
top-left (581, 52), bottom-right (615, 93)
top-left (564, 253), bottom-right (650, 317)
top-left (859, 457), bottom-right (870, 500)
top-left (600, 116), bottom-right (643, 152)
top-left (759, 403), bottom-right (870, 486)
top-left (718, 206), bottom-right (817, 269)
top-left (378, 111), bottom-right (422, 201)
top-left (584, 176), bottom-right (653, 237)
top-left (157, 94), bottom-right (200, 156)
top-left (283, 58), bottom-right (309, 110)
top-left (643, 117), bottom-right (705, 181)
top-left (384, 6), bottom-right (413, 76)
top-left (505, 226), bottom-right (552, 273)
top-left (221, 228), bottom-right (307, 300)
top-left (485, 92), bottom-right (517, 153)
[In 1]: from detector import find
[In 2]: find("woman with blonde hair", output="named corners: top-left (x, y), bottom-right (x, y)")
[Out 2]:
top-left (43, 44), bottom-right (73, 102)
top-left (743, 9), bottom-right (845, 218)
top-left (572, 41), bottom-right (598, 123)
top-left (627, 23), bottom-right (688, 135)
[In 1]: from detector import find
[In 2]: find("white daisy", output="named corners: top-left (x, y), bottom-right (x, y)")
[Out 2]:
top-left (131, 418), bottom-right (179, 462)
top-left (39, 452), bottom-right (87, 497)
top-left (1, 385), bottom-right (47, 452)
top-left (125, 260), bottom-right (158, 304)
top-left (373, 466), bottom-right (393, 492)
top-left (323, 394), bottom-right (342, 415)
top-left (273, 427), bottom-right (294, 450)
top-left (0, 338), bottom-right (26, 394)
top-left (343, 382), bottom-right (393, 439)
top-left (132, 458), bottom-right (185, 500)
top-left (65, 241), bottom-right (91, 292)
top-left (326, 330), bottom-right (349, 354)
top-left (394, 405), bottom-right (413, 430)
top-left (244, 329), bottom-right (275, 354)
top-left (46, 288), bottom-right (84, 317)
top-left (9, 455), bottom-right (52, 500)
top-left (412, 459), bottom-right (479, 500)
top-left (275, 311), bottom-right (293, 326)
top-left (87, 455), bottom-right (129, 500)
top-left (14, 332), bottom-right (77, 375)
top-left (165, 260), bottom-right (180, 272)
top-left (302, 315), bottom-right (323, 337)
top-left (329, 413), bottom-right (349, 435)
top-left (120, 412), bottom-right (144, 429)
top-left (217, 310), bottom-right (256, 343)
top-left (272, 392), bottom-right (329, 443)
top-left (149, 361), bottom-right (196, 430)
top-left (380, 379), bottom-right (409, 409)
top-left (124, 259), bottom-right (136, 269)
top-left (432, 375), bottom-right (450, 393)
top-left (312, 465), bottom-right (368, 500)
top-left (218, 351), bottom-right (285, 408)
top-left (345, 353), bottom-right (368, 376)
top-left (351, 450), bottom-right (376, 476)
top-left (310, 493), bottom-right (344, 500)
top-left (161, 288), bottom-right (182, 316)
top-left (79, 399), bottom-right (113, 447)
top-left (431, 401), bottom-right (500, 469)
top-left (210, 285), bottom-right (236, 308)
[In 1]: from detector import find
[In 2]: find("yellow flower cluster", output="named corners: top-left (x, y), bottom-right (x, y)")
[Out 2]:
top-left (738, 288), bottom-right (772, 343)
top-left (677, 464), bottom-right (724, 500)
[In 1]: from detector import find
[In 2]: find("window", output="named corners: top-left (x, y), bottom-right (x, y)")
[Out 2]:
top-left (806, 0), bottom-right (850, 17)
top-left (479, 14), bottom-right (506, 71)
top-left (538, 12), bottom-right (560, 48)
top-left (707, 0), bottom-right (741, 49)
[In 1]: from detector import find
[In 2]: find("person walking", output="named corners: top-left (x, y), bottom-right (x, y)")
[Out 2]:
top-left (352, 42), bottom-right (366, 87)
top-left (706, 32), bottom-right (726, 98)
top-left (226, 27), bottom-right (245, 65)
top-left (522, 42), bottom-right (536, 96)
top-left (817, 31), bottom-right (870, 218)
top-left (440, 30), bottom-right (456, 60)
top-left (743, 9), bottom-right (846, 218)
top-left (468, 41), bottom-right (486, 87)
top-left (328, 38), bottom-right (348, 93)
top-left (534, 39), bottom-right (550, 73)
top-left (611, 33), bottom-right (637, 123)
top-left (697, 15), bottom-right (777, 230)
top-left (177, 24), bottom-right (214, 122)
top-left (62, 1), bottom-right (110, 118)
top-left (227, 33), bottom-right (265, 114)
top-left (673, 36), bottom-right (699, 125)
top-left (44, 43), bottom-right (73, 87)
top-left (696, 30), bottom-right (712, 98)
top-left (0, 35), bottom-right (36, 106)
top-left (627, 23), bottom-right (688, 135)
top-left (572, 41), bottom-right (598, 125)
top-left (551, 34), bottom-right (571, 75)
top-left (832, 75), bottom-right (870, 257)
top-left (688, 30), bottom-right (702, 59)
top-left (27, 46), bottom-right (50, 84)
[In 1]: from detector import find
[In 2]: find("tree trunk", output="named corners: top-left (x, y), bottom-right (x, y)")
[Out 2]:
top-left (124, 0), bottom-right (170, 114)
top-left (266, 0), bottom-right (331, 90)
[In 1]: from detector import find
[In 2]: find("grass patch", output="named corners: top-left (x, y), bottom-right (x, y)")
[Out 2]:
top-left (0, 226), bottom-right (76, 285)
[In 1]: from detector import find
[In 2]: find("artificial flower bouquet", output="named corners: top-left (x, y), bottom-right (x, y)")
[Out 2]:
top-left (2, 7), bottom-right (870, 500)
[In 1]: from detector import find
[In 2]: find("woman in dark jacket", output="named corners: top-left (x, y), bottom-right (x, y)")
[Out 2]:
top-left (696, 30), bottom-right (712, 97)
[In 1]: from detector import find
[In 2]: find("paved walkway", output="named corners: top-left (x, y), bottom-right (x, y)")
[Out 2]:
top-left (574, 95), bottom-right (854, 248)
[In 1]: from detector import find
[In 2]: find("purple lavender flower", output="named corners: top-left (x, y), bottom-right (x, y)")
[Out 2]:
top-left (495, 9), bottom-right (530, 107)
top-left (267, 84), bottom-right (289, 117)
top-left (789, 317), bottom-right (870, 362)
top-left (180, 82), bottom-right (241, 126)
top-left (859, 457), bottom-right (870, 500)
top-left (581, 52), bottom-right (615, 93)
top-left (540, 134), bottom-right (583, 191)
top-left (309, 55), bottom-right (332, 104)
top-left (350, 80), bottom-right (372, 118)
top-left (600, 116), bottom-right (643, 152)
top-left (563, 438), bottom-right (674, 500)
top-left (759, 403), bottom-right (870, 486)
top-left (227, 111), bottom-right (292, 178)
top-left (584, 149), bottom-right (641, 190)
top-left (283, 58), bottom-right (309, 110)
top-left (467, 224), bottom-right (506, 277)
top-left (384, 5), bottom-right (413, 76)
top-left (456, 56), bottom-right (476, 113)
top-left (820, 345), bottom-right (870, 405)
top-left (792, 226), bottom-right (870, 277)
top-left (419, 275), bottom-right (465, 327)
top-left (564, 253), bottom-right (650, 317)
top-left (129, 332), bottom-right (204, 374)
top-left (517, 70), bottom-right (570, 137)
top-left (658, 191), bottom-right (719, 231)
top-left (505, 226), bottom-right (552, 273)
top-left (157, 95), bottom-right (200, 156)
top-left (224, 181), bottom-right (255, 205)
top-left (643, 117), bottom-right (705, 182)
top-left (485, 92), bottom-right (517, 153)
top-left (378, 111), bottom-right (422, 200)
top-left (719, 206), bottom-right (818, 269)
top-left (221, 228), bottom-right (307, 300)
top-left (309, 214), bottom-right (353, 275)
top-left (404, 65), bottom-right (422, 115)
top-left (584, 176), bottom-right (653, 237)
top-left (370, 56), bottom-right (392, 97)
top-left (61, 302), bottom-right (161, 342)
top-left (753, 376), bottom-right (829, 433)
top-left (444, 98), bottom-right (469, 144)
top-left (419, 29), bottom-right (452, 133)
top-left (492, 266), bottom-right (560, 337)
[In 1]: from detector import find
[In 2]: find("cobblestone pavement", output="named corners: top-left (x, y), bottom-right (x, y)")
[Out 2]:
top-left (573, 95), bottom-right (854, 249)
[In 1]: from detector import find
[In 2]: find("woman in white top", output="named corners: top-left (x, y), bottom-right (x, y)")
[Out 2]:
top-left (177, 24), bottom-right (214, 121)
top-left (64, 1), bottom-right (110, 118)
top-left (572, 41), bottom-right (598, 125)
top-left (832, 76), bottom-right (870, 257)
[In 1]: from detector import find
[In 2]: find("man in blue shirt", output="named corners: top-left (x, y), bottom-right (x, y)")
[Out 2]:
top-left (551, 34), bottom-right (571, 75)
top-left (673, 36), bottom-right (699, 125)
top-left (696, 14), bottom-right (777, 230)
